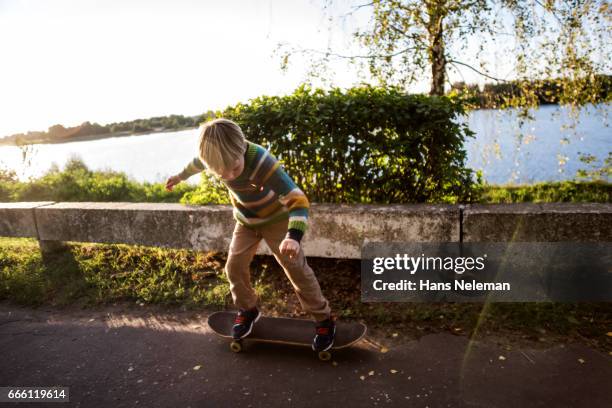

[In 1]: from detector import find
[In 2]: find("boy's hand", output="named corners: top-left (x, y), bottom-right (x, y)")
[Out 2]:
top-left (165, 175), bottom-right (182, 191)
top-left (279, 238), bottom-right (300, 259)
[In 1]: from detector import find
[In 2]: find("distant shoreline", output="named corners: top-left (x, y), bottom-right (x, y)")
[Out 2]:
top-left (0, 126), bottom-right (198, 147)
top-left (2, 101), bottom-right (608, 147)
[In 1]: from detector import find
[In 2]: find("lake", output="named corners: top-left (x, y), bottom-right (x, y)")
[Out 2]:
top-left (1, 104), bottom-right (610, 186)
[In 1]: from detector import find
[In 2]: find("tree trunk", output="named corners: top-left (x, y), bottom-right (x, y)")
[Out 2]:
top-left (430, 32), bottom-right (446, 95)
top-left (427, 1), bottom-right (446, 96)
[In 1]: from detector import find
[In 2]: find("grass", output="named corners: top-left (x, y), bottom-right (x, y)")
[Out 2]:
top-left (1, 237), bottom-right (610, 352)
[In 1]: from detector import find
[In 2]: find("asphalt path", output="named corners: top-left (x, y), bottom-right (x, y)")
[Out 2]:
top-left (1, 301), bottom-right (610, 408)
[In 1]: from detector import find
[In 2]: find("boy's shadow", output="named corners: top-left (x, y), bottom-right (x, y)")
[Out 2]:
top-left (214, 337), bottom-right (375, 365)
top-left (39, 241), bottom-right (91, 305)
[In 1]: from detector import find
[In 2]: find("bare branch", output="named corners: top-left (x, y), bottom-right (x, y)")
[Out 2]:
top-left (387, 23), bottom-right (429, 48)
top-left (290, 45), bottom-right (417, 61)
top-left (447, 59), bottom-right (508, 82)
top-left (352, 1), bottom-right (375, 12)
top-left (339, 1), bottom-right (374, 18)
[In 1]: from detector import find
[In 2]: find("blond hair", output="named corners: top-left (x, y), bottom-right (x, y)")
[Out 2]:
top-left (198, 118), bottom-right (246, 173)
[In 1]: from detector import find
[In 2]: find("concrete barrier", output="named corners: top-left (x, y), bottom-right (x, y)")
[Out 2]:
top-left (300, 204), bottom-right (459, 258)
top-left (0, 202), bottom-right (610, 258)
top-left (34, 202), bottom-right (235, 253)
top-left (462, 203), bottom-right (612, 242)
top-left (0, 202), bottom-right (54, 237)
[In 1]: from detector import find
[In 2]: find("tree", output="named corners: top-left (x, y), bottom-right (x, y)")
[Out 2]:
top-left (279, 0), bottom-right (611, 108)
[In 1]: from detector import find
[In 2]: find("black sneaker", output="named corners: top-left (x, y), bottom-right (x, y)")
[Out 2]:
top-left (312, 316), bottom-right (336, 352)
top-left (231, 307), bottom-right (260, 340)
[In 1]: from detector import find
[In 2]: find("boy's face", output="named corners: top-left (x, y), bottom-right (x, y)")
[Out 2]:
top-left (209, 156), bottom-right (244, 181)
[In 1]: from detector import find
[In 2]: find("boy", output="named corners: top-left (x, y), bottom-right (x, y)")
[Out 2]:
top-left (165, 118), bottom-right (336, 352)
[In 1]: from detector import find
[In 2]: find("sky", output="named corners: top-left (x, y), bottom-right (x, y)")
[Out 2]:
top-left (0, 0), bottom-right (506, 138)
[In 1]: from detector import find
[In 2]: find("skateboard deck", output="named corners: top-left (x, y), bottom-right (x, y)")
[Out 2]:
top-left (208, 311), bottom-right (367, 360)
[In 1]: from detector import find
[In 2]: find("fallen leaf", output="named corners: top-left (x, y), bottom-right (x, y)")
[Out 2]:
top-left (390, 369), bottom-right (398, 374)
top-left (392, 333), bottom-right (399, 338)
top-left (359, 375), bottom-right (365, 380)
top-left (498, 355), bottom-right (506, 361)
top-left (606, 332), bottom-right (612, 337)
top-left (332, 361), bottom-right (338, 366)
top-left (380, 347), bottom-right (389, 353)
top-left (193, 365), bottom-right (202, 370)
top-left (368, 370), bottom-right (374, 376)
top-left (578, 358), bottom-right (585, 364)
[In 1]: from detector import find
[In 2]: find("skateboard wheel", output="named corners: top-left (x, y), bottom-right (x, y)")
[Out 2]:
top-left (230, 341), bottom-right (242, 353)
top-left (318, 351), bottom-right (332, 361)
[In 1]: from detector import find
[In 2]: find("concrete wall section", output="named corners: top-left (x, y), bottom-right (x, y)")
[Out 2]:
top-left (300, 204), bottom-right (460, 258)
top-left (35, 202), bottom-right (235, 252)
top-left (0, 202), bottom-right (55, 238)
top-left (462, 203), bottom-right (612, 242)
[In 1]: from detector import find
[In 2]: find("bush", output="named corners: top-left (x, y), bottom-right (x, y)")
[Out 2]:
top-left (180, 174), bottom-right (230, 205)
top-left (0, 168), bottom-right (17, 201)
top-left (222, 85), bottom-right (482, 203)
top-left (0, 156), bottom-right (234, 204)
top-left (1, 156), bottom-right (609, 206)
top-left (480, 181), bottom-right (612, 203)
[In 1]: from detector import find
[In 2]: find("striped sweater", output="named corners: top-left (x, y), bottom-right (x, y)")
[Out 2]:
top-left (178, 140), bottom-right (309, 243)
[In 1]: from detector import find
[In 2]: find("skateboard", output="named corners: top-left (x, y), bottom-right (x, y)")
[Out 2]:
top-left (207, 311), bottom-right (367, 361)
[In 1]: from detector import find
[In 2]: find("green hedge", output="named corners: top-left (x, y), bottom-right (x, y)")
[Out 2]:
top-left (221, 85), bottom-right (482, 203)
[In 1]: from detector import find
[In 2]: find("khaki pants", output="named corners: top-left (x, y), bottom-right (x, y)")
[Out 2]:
top-left (224, 217), bottom-right (331, 322)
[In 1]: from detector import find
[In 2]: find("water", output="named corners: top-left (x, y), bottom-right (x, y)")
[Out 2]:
top-left (461, 104), bottom-right (611, 184)
top-left (1, 104), bottom-right (610, 185)
top-left (0, 129), bottom-right (203, 185)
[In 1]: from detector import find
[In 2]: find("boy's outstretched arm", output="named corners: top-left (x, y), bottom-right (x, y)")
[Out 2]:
top-left (178, 157), bottom-right (206, 180)
top-left (165, 157), bottom-right (206, 191)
